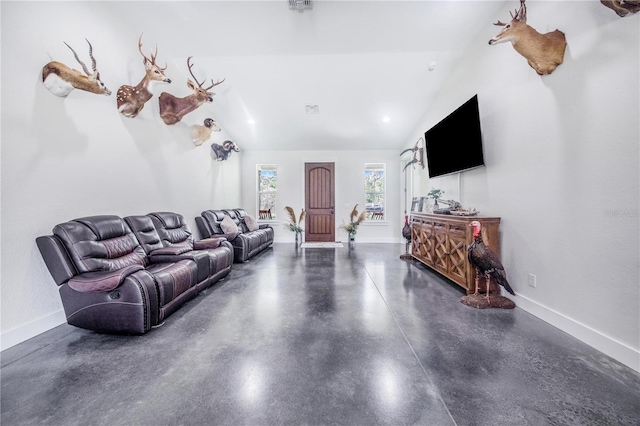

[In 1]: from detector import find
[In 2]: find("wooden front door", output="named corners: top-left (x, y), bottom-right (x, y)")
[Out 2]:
top-left (305, 162), bottom-right (335, 242)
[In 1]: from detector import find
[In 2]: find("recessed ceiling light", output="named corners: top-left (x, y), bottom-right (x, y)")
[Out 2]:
top-left (248, 119), bottom-right (255, 125)
top-left (306, 105), bottom-right (319, 114)
top-left (383, 117), bottom-right (391, 123)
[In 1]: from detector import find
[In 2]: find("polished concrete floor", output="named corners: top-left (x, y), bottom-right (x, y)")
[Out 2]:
top-left (2, 243), bottom-right (639, 425)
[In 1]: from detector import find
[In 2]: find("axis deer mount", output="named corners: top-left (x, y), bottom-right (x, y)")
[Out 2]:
top-left (42, 39), bottom-right (111, 97)
top-left (117, 34), bottom-right (171, 118)
top-left (158, 57), bottom-right (225, 125)
top-left (489, 0), bottom-right (566, 76)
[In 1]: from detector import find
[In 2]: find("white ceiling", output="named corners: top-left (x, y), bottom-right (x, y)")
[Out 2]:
top-left (103, 0), bottom-right (508, 151)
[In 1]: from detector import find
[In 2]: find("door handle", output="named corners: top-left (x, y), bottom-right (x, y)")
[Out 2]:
top-left (330, 206), bottom-right (334, 215)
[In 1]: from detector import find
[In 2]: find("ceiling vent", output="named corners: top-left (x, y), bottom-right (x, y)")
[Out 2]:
top-left (289, 0), bottom-right (312, 12)
top-left (306, 105), bottom-right (319, 114)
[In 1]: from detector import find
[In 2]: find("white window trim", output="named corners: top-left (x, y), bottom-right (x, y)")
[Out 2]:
top-left (257, 164), bottom-right (278, 222)
top-left (364, 162), bottom-right (386, 221)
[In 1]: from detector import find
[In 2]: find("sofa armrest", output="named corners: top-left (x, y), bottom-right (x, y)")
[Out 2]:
top-left (68, 265), bottom-right (144, 293)
top-left (36, 235), bottom-right (78, 286)
top-left (149, 246), bottom-right (192, 256)
top-left (194, 237), bottom-right (227, 250)
top-left (219, 232), bottom-right (239, 241)
top-left (258, 224), bottom-right (271, 230)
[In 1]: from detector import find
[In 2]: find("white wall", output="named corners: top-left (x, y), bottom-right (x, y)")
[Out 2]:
top-left (240, 150), bottom-right (402, 243)
top-left (1, 2), bottom-right (240, 349)
top-left (407, 2), bottom-right (639, 371)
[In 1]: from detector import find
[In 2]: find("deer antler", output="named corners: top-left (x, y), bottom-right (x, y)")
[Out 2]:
top-left (187, 57), bottom-right (224, 90)
top-left (205, 78), bottom-right (226, 91)
top-left (513, 0), bottom-right (527, 22)
top-left (493, 20), bottom-right (508, 26)
top-left (186, 56), bottom-right (205, 88)
top-left (138, 34), bottom-right (167, 71)
top-left (64, 41), bottom-right (91, 76)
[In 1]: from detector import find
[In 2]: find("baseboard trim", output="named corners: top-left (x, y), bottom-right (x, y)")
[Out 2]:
top-left (1, 310), bottom-right (67, 352)
top-left (273, 238), bottom-right (403, 244)
top-left (515, 294), bottom-right (639, 373)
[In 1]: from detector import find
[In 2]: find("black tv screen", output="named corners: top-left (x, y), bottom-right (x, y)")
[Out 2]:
top-left (425, 95), bottom-right (485, 178)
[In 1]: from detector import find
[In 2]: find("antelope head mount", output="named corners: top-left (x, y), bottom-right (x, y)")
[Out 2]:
top-left (158, 57), bottom-right (225, 125)
top-left (117, 34), bottom-right (171, 118)
top-left (42, 39), bottom-right (112, 97)
top-left (489, 0), bottom-right (567, 76)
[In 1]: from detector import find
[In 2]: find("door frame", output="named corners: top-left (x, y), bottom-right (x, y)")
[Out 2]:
top-left (304, 162), bottom-right (336, 243)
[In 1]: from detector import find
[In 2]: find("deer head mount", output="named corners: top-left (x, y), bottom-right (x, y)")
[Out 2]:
top-left (42, 39), bottom-right (111, 97)
top-left (117, 34), bottom-right (171, 118)
top-left (158, 57), bottom-right (225, 125)
top-left (489, 0), bottom-right (567, 76)
top-left (600, 0), bottom-right (640, 17)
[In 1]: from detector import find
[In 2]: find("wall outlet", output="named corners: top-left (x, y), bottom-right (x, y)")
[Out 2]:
top-left (528, 273), bottom-right (537, 288)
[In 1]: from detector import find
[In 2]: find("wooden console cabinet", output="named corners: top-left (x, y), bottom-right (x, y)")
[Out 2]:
top-left (410, 213), bottom-right (501, 294)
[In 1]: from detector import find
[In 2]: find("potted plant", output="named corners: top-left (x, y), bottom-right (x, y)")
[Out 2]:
top-left (339, 204), bottom-right (366, 244)
top-left (284, 206), bottom-right (305, 245)
top-left (427, 188), bottom-right (444, 210)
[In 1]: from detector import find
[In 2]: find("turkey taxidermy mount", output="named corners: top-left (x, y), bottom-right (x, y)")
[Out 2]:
top-left (462, 221), bottom-right (515, 309)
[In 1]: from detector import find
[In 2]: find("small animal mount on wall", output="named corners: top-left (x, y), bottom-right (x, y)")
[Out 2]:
top-left (42, 39), bottom-right (112, 97)
top-left (211, 140), bottom-right (239, 161)
top-left (117, 34), bottom-right (171, 118)
top-left (158, 57), bottom-right (225, 125)
top-left (488, 0), bottom-right (566, 76)
top-left (191, 118), bottom-right (221, 146)
top-left (600, 0), bottom-right (640, 17)
top-left (401, 138), bottom-right (424, 172)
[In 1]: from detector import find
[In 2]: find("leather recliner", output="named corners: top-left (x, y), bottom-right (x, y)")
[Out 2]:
top-left (196, 208), bottom-right (274, 263)
top-left (125, 212), bottom-right (233, 292)
top-left (37, 213), bottom-right (233, 334)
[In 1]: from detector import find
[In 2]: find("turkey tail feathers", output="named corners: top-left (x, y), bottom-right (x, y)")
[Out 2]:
top-left (494, 271), bottom-right (515, 295)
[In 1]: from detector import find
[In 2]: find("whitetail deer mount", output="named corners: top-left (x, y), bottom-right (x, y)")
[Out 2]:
top-left (600, 0), bottom-right (640, 17)
top-left (117, 34), bottom-right (171, 118)
top-left (191, 118), bottom-right (221, 146)
top-left (158, 57), bottom-right (225, 125)
top-left (489, 0), bottom-right (566, 76)
top-left (42, 39), bottom-right (111, 97)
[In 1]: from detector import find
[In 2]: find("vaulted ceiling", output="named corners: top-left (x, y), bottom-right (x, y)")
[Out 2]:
top-left (103, 1), bottom-right (508, 151)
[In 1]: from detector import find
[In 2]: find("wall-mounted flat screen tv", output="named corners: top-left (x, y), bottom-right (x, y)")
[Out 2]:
top-left (425, 95), bottom-right (485, 178)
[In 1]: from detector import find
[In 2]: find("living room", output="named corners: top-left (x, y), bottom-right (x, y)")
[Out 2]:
top-left (1, 0), bottom-right (638, 413)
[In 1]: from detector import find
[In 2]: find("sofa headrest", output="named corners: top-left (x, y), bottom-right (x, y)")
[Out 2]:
top-left (148, 212), bottom-right (193, 248)
top-left (124, 215), bottom-right (164, 254)
top-left (222, 209), bottom-right (238, 220)
top-left (53, 216), bottom-right (145, 274)
top-left (201, 210), bottom-right (227, 223)
top-left (74, 215), bottom-right (129, 241)
top-left (148, 212), bottom-right (185, 229)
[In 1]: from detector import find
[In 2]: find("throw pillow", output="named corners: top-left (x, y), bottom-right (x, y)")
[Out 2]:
top-left (244, 214), bottom-right (259, 232)
top-left (220, 215), bottom-right (238, 235)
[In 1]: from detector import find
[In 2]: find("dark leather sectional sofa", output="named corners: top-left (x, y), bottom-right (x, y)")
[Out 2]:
top-left (36, 212), bottom-right (233, 334)
top-left (196, 208), bottom-right (274, 263)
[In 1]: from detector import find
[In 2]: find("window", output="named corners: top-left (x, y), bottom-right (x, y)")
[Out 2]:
top-left (257, 164), bottom-right (277, 220)
top-left (364, 163), bottom-right (385, 220)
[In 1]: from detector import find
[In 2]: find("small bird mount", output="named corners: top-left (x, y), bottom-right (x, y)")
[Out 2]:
top-left (401, 138), bottom-right (424, 172)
